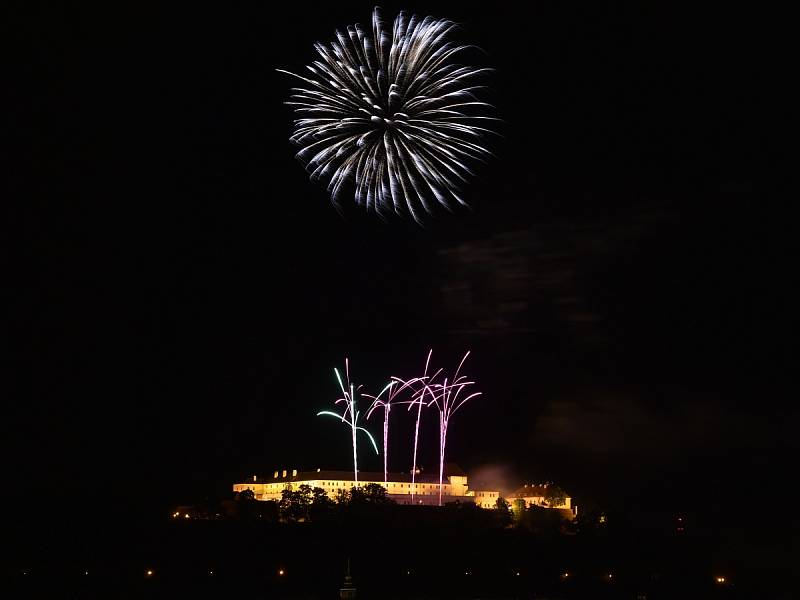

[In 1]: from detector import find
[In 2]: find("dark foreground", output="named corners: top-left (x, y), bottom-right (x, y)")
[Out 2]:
top-left (5, 507), bottom-right (795, 599)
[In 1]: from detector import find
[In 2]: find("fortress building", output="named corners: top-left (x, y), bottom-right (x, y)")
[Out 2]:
top-left (506, 483), bottom-right (576, 518)
top-left (233, 464), bottom-right (500, 508)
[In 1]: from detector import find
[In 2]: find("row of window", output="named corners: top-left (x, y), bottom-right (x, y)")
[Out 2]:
top-left (240, 482), bottom-right (463, 493)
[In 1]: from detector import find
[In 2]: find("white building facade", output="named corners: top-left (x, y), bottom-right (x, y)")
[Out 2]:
top-left (233, 467), bottom-right (500, 507)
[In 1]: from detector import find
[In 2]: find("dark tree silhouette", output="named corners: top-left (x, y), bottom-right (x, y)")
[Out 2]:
top-left (494, 497), bottom-right (514, 527)
top-left (544, 485), bottom-right (567, 508)
top-left (279, 484), bottom-right (314, 522)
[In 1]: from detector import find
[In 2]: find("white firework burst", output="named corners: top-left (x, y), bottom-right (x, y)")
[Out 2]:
top-left (277, 7), bottom-right (497, 223)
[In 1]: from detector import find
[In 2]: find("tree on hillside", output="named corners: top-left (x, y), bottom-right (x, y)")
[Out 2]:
top-left (260, 499), bottom-right (279, 523)
top-left (348, 483), bottom-right (393, 506)
top-left (237, 489), bottom-right (255, 501)
top-left (361, 482), bottom-right (393, 505)
top-left (278, 488), bottom-right (294, 521)
top-left (309, 486), bottom-right (335, 520)
top-left (312, 486), bottom-right (332, 506)
top-left (512, 499), bottom-right (526, 522)
top-left (279, 484), bottom-right (313, 522)
top-left (572, 506), bottom-right (608, 536)
top-left (494, 497), bottom-right (514, 527)
top-left (521, 504), bottom-right (564, 538)
top-left (345, 483), bottom-right (394, 518)
top-left (441, 500), bottom-right (495, 530)
top-left (234, 488), bottom-right (257, 519)
top-left (544, 485), bottom-right (567, 508)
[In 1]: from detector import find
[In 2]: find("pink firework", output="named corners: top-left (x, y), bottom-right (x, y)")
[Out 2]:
top-left (364, 376), bottom-right (422, 483)
top-left (404, 350), bottom-right (444, 503)
top-left (427, 352), bottom-right (482, 506)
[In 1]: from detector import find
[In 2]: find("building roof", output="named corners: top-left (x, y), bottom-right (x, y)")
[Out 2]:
top-left (248, 465), bottom-right (467, 486)
top-left (441, 463), bottom-right (466, 476)
top-left (507, 484), bottom-right (557, 498)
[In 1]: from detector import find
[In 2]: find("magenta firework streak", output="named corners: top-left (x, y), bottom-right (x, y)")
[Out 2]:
top-left (426, 352), bottom-right (482, 505)
top-left (403, 350), bottom-right (445, 503)
top-left (365, 376), bottom-right (422, 483)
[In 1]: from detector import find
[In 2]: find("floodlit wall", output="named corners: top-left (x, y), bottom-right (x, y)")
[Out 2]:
top-left (233, 473), bottom-right (500, 507)
top-left (512, 494), bottom-right (572, 510)
top-left (470, 490), bottom-right (500, 509)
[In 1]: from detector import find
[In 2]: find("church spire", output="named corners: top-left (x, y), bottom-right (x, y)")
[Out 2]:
top-left (339, 557), bottom-right (357, 599)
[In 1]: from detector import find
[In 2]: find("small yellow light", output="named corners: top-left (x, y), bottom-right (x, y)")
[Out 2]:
top-left (716, 576), bottom-right (726, 584)
top-left (146, 569), bottom-right (154, 577)
top-left (607, 573), bottom-right (613, 579)
top-left (184, 513), bottom-right (190, 519)
top-left (278, 569), bottom-right (285, 576)
top-left (562, 572), bottom-right (570, 579)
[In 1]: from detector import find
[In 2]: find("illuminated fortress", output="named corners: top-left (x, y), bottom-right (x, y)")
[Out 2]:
top-left (234, 465), bottom-right (501, 508)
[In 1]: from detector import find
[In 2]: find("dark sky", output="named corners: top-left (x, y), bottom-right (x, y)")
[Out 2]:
top-left (8, 2), bottom-right (788, 528)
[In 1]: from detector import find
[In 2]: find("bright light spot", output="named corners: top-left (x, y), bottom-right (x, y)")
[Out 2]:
top-left (515, 571), bottom-right (520, 576)
top-left (145, 570), bottom-right (154, 577)
top-left (209, 570), bottom-right (214, 576)
top-left (561, 572), bottom-right (570, 579)
top-left (716, 576), bottom-right (726, 584)
top-left (607, 573), bottom-right (613, 579)
top-left (278, 569), bottom-right (285, 576)
top-left (84, 571), bottom-right (89, 576)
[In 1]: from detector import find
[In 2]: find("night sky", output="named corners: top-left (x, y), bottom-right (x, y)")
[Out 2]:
top-left (8, 2), bottom-right (789, 533)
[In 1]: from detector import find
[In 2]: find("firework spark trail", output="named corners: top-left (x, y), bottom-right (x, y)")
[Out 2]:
top-left (317, 359), bottom-right (379, 483)
top-left (403, 350), bottom-right (445, 503)
top-left (365, 376), bottom-right (422, 483)
top-left (277, 7), bottom-right (497, 222)
top-left (427, 352), bottom-right (482, 505)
